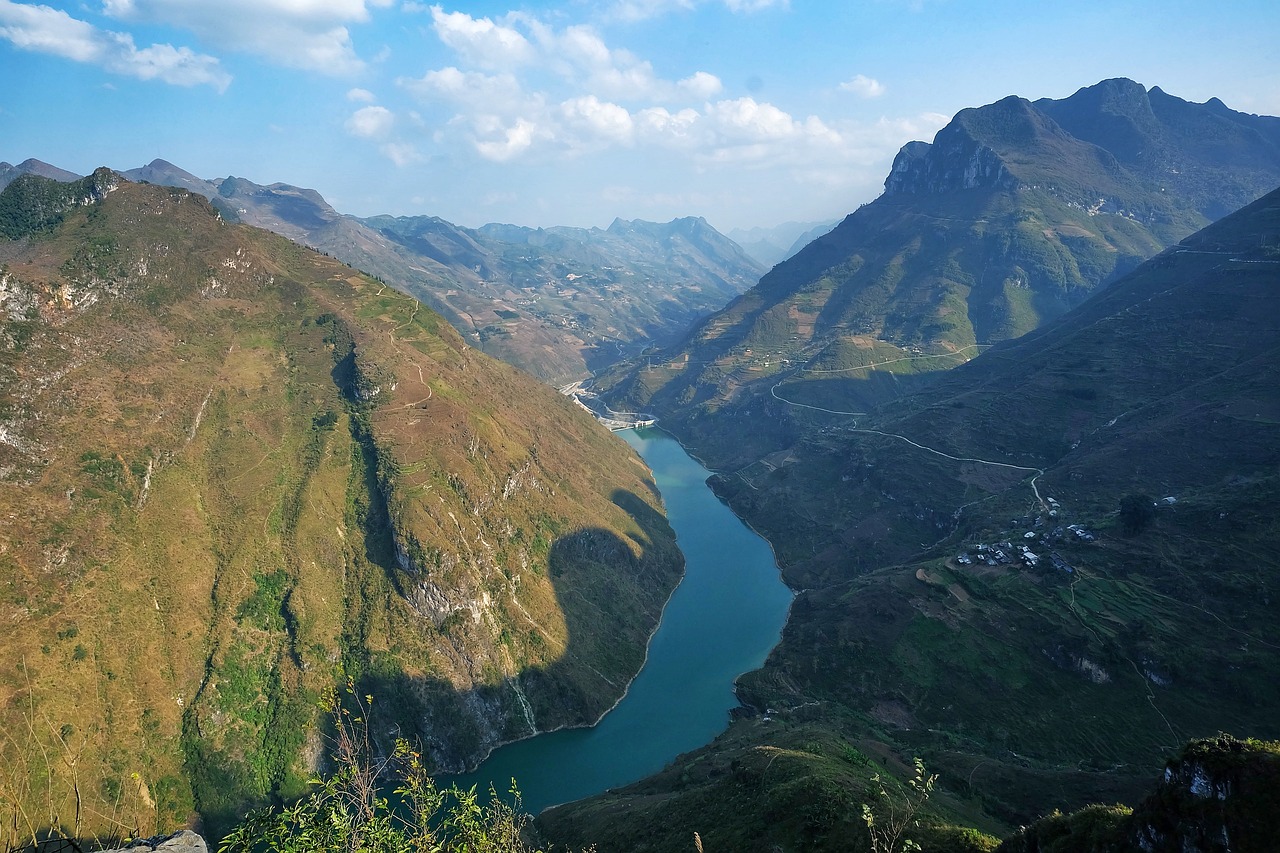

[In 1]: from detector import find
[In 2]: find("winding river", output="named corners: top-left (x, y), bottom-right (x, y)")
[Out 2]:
top-left (446, 427), bottom-right (793, 814)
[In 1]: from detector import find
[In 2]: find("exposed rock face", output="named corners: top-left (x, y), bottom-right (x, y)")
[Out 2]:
top-left (98, 831), bottom-right (208, 853)
top-left (884, 115), bottom-right (1017, 195)
top-left (996, 737), bottom-right (1280, 852)
top-left (1131, 736), bottom-right (1280, 853)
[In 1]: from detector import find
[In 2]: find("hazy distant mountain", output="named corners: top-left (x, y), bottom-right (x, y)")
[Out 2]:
top-left (0, 157), bottom-right (80, 191)
top-left (728, 219), bottom-right (839, 267)
top-left (353, 212), bottom-right (764, 380)
top-left (116, 160), bottom-right (763, 383)
top-left (544, 176), bottom-right (1280, 853)
top-left (598, 79), bottom-right (1280, 465)
top-left (0, 173), bottom-right (682, 841)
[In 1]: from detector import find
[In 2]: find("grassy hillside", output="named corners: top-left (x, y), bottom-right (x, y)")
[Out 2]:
top-left (0, 176), bottom-right (682, 848)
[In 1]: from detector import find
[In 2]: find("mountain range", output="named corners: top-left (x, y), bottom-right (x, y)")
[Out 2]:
top-left (597, 78), bottom-right (1280, 467)
top-left (3, 75), bottom-right (1280, 851)
top-left (542, 140), bottom-right (1280, 850)
top-left (0, 171), bottom-right (682, 846)
top-left (0, 157), bottom-right (764, 385)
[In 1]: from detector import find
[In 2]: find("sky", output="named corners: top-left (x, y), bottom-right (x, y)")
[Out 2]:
top-left (2, 1), bottom-right (1279, 234)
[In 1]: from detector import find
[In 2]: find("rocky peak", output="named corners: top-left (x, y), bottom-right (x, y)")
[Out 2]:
top-left (883, 106), bottom-right (1019, 196)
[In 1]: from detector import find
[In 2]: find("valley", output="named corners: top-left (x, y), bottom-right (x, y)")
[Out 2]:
top-left (2, 71), bottom-right (1280, 853)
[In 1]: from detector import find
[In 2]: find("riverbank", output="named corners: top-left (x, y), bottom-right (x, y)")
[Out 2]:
top-left (443, 427), bottom-right (793, 814)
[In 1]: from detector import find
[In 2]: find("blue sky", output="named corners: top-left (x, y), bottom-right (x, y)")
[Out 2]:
top-left (2, 0), bottom-right (1278, 232)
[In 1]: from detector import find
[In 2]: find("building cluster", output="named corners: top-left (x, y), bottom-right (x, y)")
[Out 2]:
top-left (954, 498), bottom-right (1096, 574)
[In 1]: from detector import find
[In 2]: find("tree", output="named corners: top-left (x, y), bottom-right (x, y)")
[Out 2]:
top-left (1118, 494), bottom-right (1155, 535)
top-left (861, 757), bottom-right (937, 853)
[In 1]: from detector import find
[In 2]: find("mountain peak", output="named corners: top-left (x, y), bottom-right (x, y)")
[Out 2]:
top-left (883, 99), bottom-right (1031, 196)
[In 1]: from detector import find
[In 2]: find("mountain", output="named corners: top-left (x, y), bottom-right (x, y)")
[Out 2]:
top-left (728, 219), bottom-right (840, 267)
top-left (364, 211), bottom-right (764, 378)
top-left (0, 157), bottom-right (81, 191)
top-left (596, 79), bottom-right (1280, 469)
top-left (116, 160), bottom-right (764, 383)
top-left (540, 184), bottom-right (1280, 850)
top-left (999, 735), bottom-right (1280, 852)
top-left (0, 173), bottom-right (683, 846)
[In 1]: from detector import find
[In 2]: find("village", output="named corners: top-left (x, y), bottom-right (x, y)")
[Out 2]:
top-left (952, 496), bottom-right (1098, 575)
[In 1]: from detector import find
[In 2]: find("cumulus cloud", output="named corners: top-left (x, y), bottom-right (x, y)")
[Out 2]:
top-left (345, 105), bottom-right (395, 138)
top-left (704, 97), bottom-right (798, 140)
top-left (559, 95), bottom-right (634, 146)
top-left (103, 0), bottom-right (382, 74)
top-left (678, 71), bottom-right (722, 99)
top-left (474, 116), bottom-right (539, 162)
top-left (399, 6), bottom-right (921, 183)
top-left (0, 0), bottom-right (229, 89)
top-left (840, 74), bottom-right (885, 98)
top-left (418, 9), bottom-right (720, 104)
top-left (400, 66), bottom-right (525, 113)
top-left (635, 106), bottom-right (699, 144)
top-left (347, 87), bottom-right (377, 102)
top-left (430, 5), bottom-right (534, 68)
top-left (537, 22), bottom-right (721, 102)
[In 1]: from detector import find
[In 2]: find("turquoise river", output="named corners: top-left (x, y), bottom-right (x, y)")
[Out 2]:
top-left (446, 427), bottom-right (794, 814)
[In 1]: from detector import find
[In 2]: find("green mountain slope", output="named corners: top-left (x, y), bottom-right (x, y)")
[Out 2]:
top-left (0, 174), bottom-right (682, 847)
top-left (596, 79), bottom-right (1280, 470)
top-left (541, 184), bottom-right (1280, 851)
top-left (119, 160), bottom-right (763, 384)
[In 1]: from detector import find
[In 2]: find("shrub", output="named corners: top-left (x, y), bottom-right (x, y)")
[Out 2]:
top-left (218, 686), bottom-right (547, 853)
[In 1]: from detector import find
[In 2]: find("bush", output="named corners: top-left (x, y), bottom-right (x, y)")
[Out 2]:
top-left (218, 685), bottom-right (548, 853)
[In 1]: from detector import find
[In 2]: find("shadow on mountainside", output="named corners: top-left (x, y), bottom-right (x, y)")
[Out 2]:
top-left (353, 491), bottom-right (682, 778)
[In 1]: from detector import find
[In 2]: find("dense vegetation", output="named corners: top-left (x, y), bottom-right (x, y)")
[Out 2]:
top-left (0, 168), bottom-right (118, 239)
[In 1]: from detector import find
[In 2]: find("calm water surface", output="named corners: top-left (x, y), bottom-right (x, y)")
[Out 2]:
top-left (445, 427), bottom-right (792, 813)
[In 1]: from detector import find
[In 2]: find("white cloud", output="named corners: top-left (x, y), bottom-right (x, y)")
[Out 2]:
top-left (0, 0), bottom-right (229, 89)
top-left (606, 0), bottom-right (785, 21)
top-left (103, 0), bottom-right (380, 74)
top-left (399, 66), bottom-right (525, 112)
top-left (419, 10), bottom-right (719, 104)
top-left (347, 87), bottom-right (378, 102)
top-left (559, 95), bottom-right (634, 146)
top-left (705, 96), bottom-right (803, 141)
top-left (536, 22), bottom-right (714, 102)
top-left (380, 141), bottom-right (421, 166)
top-left (678, 71), bottom-right (722, 99)
top-left (840, 74), bottom-right (885, 98)
top-left (474, 116), bottom-right (539, 162)
top-left (607, 0), bottom-right (693, 22)
top-left (345, 105), bottom-right (395, 138)
top-left (635, 106), bottom-right (700, 144)
top-left (398, 7), bottom-right (919, 187)
top-left (430, 5), bottom-right (534, 68)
